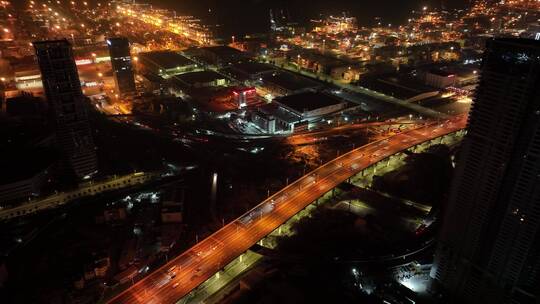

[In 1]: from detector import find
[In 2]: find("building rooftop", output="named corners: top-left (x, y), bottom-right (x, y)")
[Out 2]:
top-left (185, 46), bottom-right (248, 65)
top-left (360, 74), bottom-right (437, 100)
top-left (139, 51), bottom-right (195, 70)
top-left (173, 70), bottom-right (225, 86)
top-left (230, 62), bottom-right (275, 76)
top-left (275, 91), bottom-right (345, 113)
top-left (428, 69), bottom-right (455, 77)
top-left (201, 46), bottom-right (245, 58)
top-left (106, 37), bottom-right (129, 47)
top-left (257, 103), bottom-right (302, 124)
top-left (262, 72), bottom-right (322, 92)
top-left (292, 50), bottom-right (353, 68)
top-left (32, 39), bottom-right (71, 49)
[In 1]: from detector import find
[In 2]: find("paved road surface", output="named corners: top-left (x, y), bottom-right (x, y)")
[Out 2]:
top-left (107, 115), bottom-right (467, 304)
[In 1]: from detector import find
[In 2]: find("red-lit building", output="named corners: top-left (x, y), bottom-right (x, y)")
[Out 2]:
top-left (231, 87), bottom-right (258, 108)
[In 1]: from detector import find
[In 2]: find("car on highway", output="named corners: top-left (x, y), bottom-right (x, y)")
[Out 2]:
top-left (239, 212), bottom-right (255, 226)
top-left (415, 224), bottom-right (427, 236)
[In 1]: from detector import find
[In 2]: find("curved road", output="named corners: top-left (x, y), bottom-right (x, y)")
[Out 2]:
top-left (107, 115), bottom-right (468, 304)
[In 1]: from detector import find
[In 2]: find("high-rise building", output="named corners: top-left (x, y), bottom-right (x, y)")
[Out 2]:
top-left (107, 37), bottom-right (136, 95)
top-left (431, 38), bottom-right (540, 303)
top-left (34, 39), bottom-right (98, 179)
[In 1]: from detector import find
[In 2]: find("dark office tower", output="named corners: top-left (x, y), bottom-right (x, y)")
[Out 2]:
top-left (34, 40), bottom-right (98, 179)
top-left (431, 38), bottom-right (540, 303)
top-left (107, 37), bottom-right (136, 95)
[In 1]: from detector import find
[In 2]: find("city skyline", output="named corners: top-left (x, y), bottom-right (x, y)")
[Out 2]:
top-left (1, 0), bottom-right (539, 303)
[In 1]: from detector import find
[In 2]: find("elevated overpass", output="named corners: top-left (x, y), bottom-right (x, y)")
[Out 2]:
top-left (197, 119), bottom-right (421, 141)
top-left (0, 172), bottom-right (160, 221)
top-left (107, 114), bottom-right (468, 304)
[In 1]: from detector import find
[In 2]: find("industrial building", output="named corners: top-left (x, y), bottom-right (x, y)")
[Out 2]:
top-left (274, 91), bottom-right (348, 120)
top-left (172, 71), bottom-right (228, 89)
top-left (252, 91), bottom-right (348, 134)
top-left (359, 73), bottom-right (440, 103)
top-left (424, 69), bottom-right (457, 89)
top-left (186, 45), bottom-right (248, 66)
top-left (261, 72), bottom-right (322, 97)
top-left (251, 103), bottom-right (304, 134)
top-left (221, 62), bottom-right (276, 82)
top-left (139, 51), bottom-right (197, 78)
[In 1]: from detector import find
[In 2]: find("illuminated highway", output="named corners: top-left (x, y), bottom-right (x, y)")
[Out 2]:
top-left (107, 114), bottom-right (467, 304)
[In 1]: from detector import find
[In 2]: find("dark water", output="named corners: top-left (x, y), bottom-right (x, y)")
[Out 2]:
top-left (153, 0), bottom-right (468, 37)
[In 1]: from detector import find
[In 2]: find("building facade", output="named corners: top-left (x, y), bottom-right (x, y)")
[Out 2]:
top-left (107, 37), bottom-right (136, 95)
top-left (431, 38), bottom-right (540, 304)
top-left (424, 69), bottom-right (457, 88)
top-left (34, 39), bottom-right (98, 179)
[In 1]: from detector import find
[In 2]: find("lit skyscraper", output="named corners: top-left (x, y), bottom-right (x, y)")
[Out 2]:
top-left (107, 37), bottom-right (136, 95)
top-left (431, 38), bottom-right (540, 303)
top-left (34, 39), bottom-right (98, 179)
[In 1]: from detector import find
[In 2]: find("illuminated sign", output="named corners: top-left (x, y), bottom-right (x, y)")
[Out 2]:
top-left (76, 59), bottom-right (92, 66)
top-left (83, 81), bottom-right (99, 87)
top-left (535, 33), bottom-right (540, 41)
top-left (95, 56), bottom-right (111, 63)
top-left (15, 74), bottom-right (41, 81)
